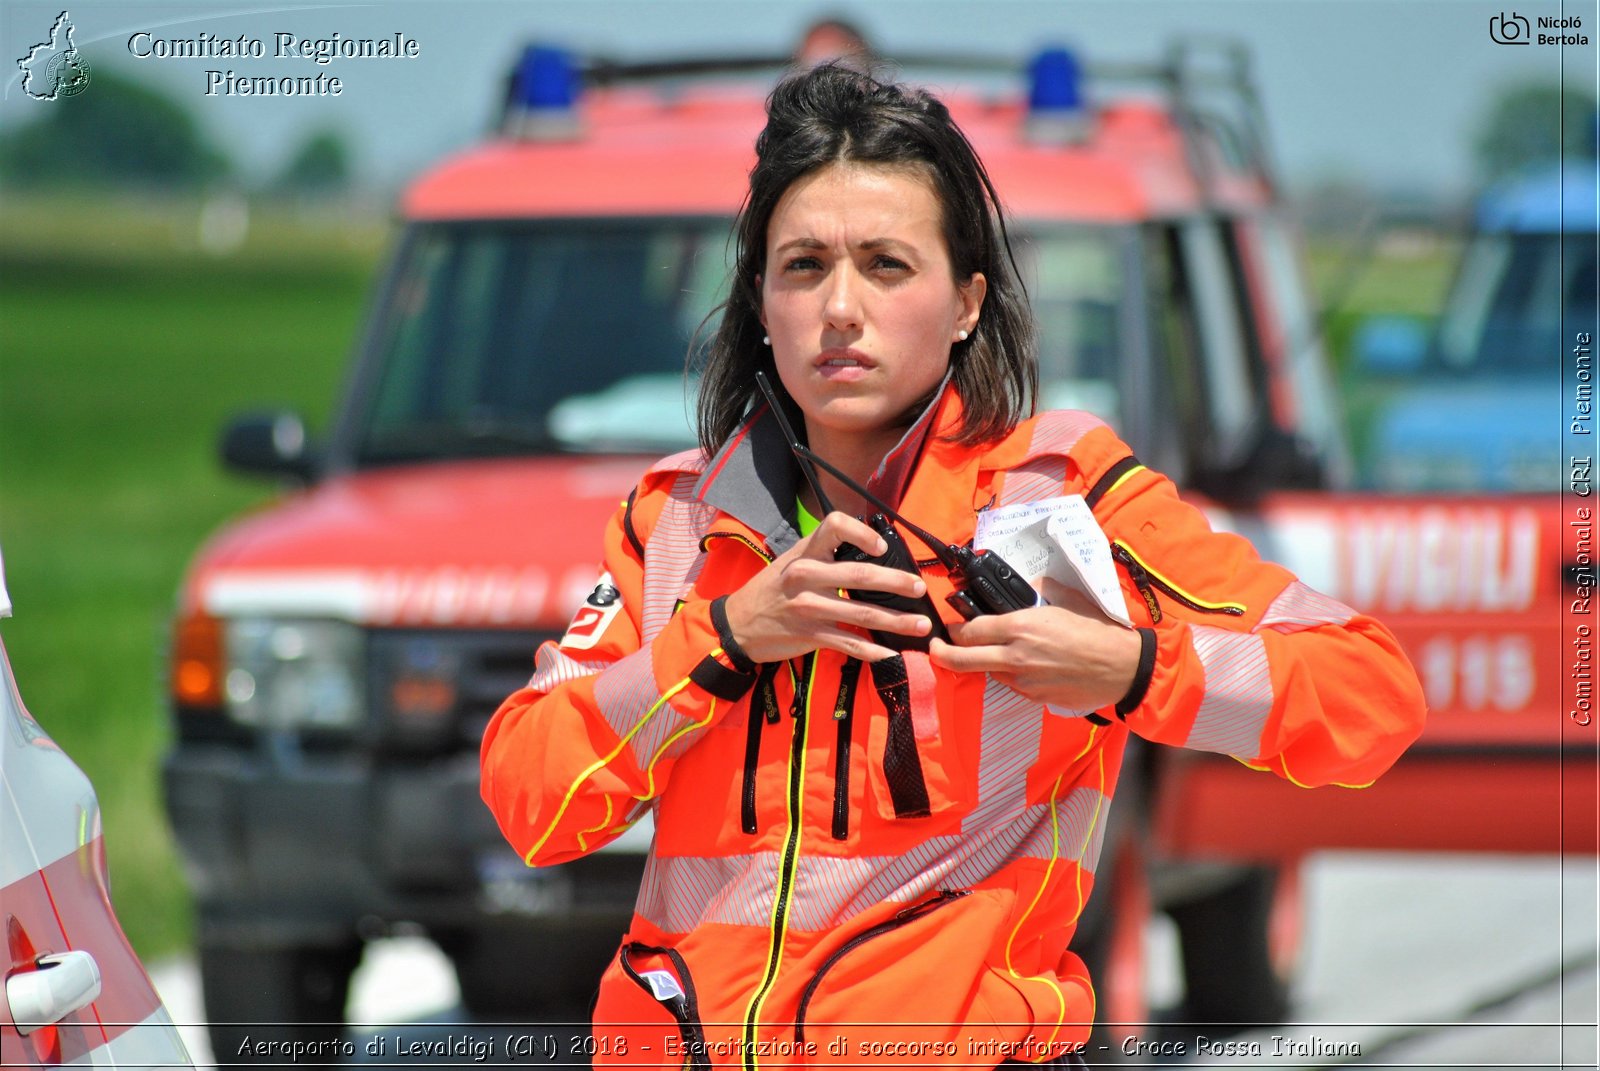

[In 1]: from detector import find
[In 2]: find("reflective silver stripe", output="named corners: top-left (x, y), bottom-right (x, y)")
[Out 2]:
top-left (1028, 409), bottom-right (1105, 459)
top-left (636, 850), bottom-right (777, 934)
top-left (811, 793), bottom-right (1110, 924)
top-left (639, 840), bottom-right (983, 932)
top-left (818, 836), bottom-right (980, 925)
top-left (996, 411), bottom-right (1105, 506)
top-left (997, 456), bottom-right (1067, 509)
top-left (633, 791), bottom-right (1112, 934)
top-left (647, 448), bottom-right (707, 476)
top-left (788, 853), bottom-right (890, 931)
top-left (1016, 786), bottom-right (1111, 871)
top-left (964, 678), bottom-right (1043, 833)
top-left (592, 645), bottom-right (702, 768)
top-left (526, 641), bottom-right (610, 692)
top-left (641, 472), bottom-right (716, 640)
top-left (834, 816), bottom-right (1054, 919)
top-left (1258, 580), bottom-right (1356, 632)
top-left (1187, 626), bottom-right (1274, 755)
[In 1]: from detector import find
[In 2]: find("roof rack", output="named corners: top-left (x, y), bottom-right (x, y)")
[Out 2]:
top-left (502, 32), bottom-right (1278, 196)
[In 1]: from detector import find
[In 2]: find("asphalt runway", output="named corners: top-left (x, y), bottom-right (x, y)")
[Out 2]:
top-left (152, 852), bottom-right (1599, 1069)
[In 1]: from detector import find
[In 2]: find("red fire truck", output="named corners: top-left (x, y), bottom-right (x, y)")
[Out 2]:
top-left (161, 27), bottom-right (1595, 1062)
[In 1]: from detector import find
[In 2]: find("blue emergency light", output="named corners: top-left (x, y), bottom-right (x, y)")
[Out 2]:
top-left (512, 45), bottom-right (578, 110)
top-left (1028, 47), bottom-right (1082, 115)
top-left (1024, 46), bottom-right (1087, 143)
top-left (505, 44), bottom-right (581, 139)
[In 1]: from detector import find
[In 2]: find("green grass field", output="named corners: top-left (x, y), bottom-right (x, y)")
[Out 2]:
top-left (0, 191), bottom-right (1455, 963)
top-left (0, 191), bottom-right (384, 958)
top-left (1305, 233), bottom-right (1459, 363)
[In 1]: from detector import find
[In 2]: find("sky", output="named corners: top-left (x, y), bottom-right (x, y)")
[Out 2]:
top-left (0, 0), bottom-right (1596, 200)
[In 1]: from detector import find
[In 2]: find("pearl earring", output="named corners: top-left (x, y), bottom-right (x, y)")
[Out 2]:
top-left (957, 330), bottom-right (969, 341)
top-left (763, 335), bottom-right (771, 345)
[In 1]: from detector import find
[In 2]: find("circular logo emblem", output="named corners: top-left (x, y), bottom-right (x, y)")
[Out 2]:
top-left (46, 49), bottom-right (91, 98)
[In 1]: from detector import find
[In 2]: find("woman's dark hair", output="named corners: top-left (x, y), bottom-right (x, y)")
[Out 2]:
top-left (695, 62), bottom-right (1037, 455)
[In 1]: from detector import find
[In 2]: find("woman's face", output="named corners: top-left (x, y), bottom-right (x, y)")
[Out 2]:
top-left (760, 163), bottom-right (986, 460)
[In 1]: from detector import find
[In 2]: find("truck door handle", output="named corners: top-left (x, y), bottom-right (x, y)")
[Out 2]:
top-left (6, 951), bottom-right (102, 1034)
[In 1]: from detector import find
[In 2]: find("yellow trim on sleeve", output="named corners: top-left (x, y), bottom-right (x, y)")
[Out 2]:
top-left (1233, 753), bottom-right (1374, 791)
top-left (1068, 727), bottom-right (1102, 921)
top-left (576, 794), bottom-right (615, 854)
top-left (636, 696), bottom-right (718, 800)
top-left (523, 674), bottom-right (697, 864)
top-left (1102, 464), bottom-right (1147, 501)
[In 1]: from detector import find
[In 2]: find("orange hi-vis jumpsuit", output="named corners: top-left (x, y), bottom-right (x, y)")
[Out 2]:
top-left (480, 385), bottom-right (1427, 1069)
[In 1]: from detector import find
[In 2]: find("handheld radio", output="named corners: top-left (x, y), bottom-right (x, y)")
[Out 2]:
top-left (753, 373), bottom-right (1039, 641)
top-left (754, 372), bottom-right (949, 650)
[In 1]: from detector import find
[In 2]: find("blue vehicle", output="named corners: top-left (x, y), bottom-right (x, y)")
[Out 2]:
top-left (1356, 162), bottom-right (1599, 491)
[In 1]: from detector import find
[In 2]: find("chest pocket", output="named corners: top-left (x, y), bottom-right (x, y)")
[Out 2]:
top-left (1109, 539), bottom-right (1246, 627)
top-left (858, 651), bottom-right (977, 826)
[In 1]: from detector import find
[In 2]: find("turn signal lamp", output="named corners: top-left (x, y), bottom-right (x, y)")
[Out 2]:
top-left (505, 44), bottom-right (581, 140)
top-left (171, 610), bottom-right (224, 708)
top-left (1025, 46), bottom-right (1090, 144)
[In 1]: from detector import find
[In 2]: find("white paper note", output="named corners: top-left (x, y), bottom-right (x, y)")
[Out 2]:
top-left (973, 496), bottom-right (1132, 627)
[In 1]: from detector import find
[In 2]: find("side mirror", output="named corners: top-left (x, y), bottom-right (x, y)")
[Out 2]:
top-left (1353, 315), bottom-right (1430, 377)
top-left (219, 411), bottom-right (317, 482)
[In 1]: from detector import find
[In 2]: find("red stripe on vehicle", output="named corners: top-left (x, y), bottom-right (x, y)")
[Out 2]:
top-left (37, 837), bottom-right (164, 1044)
top-left (1, 864), bottom-right (106, 1063)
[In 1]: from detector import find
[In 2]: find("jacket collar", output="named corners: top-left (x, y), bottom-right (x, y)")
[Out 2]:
top-left (693, 371), bottom-right (960, 554)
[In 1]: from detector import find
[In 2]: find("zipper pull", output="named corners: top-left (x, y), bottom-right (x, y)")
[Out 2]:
top-left (1112, 542), bottom-right (1163, 623)
top-left (749, 663), bottom-right (781, 725)
top-left (787, 656), bottom-right (811, 720)
top-left (762, 676), bottom-right (781, 725)
top-left (893, 889), bottom-right (969, 921)
top-left (834, 658), bottom-right (862, 721)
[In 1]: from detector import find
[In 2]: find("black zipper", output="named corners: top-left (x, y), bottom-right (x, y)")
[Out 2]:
top-left (831, 658), bottom-right (862, 841)
top-left (742, 652), bottom-right (815, 1068)
top-left (1110, 541), bottom-right (1246, 622)
top-left (741, 663), bottom-right (780, 835)
top-left (792, 889), bottom-right (971, 1044)
top-left (1112, 543), bottom-right (1163, 623)
top-left (617, 942), bottom-right (711, 1070)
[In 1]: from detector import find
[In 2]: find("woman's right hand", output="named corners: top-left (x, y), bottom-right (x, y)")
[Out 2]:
top-left (721, 511), bottom-right (935, 663)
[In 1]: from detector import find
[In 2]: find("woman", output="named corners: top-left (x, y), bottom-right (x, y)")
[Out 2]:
top-left (481, 63), bottom-right (1425, 1068)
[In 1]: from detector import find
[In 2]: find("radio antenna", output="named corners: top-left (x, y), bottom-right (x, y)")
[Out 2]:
top-left (789, 442), bottom-right (964, 572)
top-left (753, 371), bottom-right (967, 571)
top-left (753, 371), bottom-right (837, 516)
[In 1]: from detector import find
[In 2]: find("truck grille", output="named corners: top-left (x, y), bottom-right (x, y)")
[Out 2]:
top-left (367, 629), bottom-right (556, 751)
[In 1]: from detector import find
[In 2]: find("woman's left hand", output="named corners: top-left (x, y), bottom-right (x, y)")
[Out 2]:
top-left (927, 579), bottom-right (1143, 712)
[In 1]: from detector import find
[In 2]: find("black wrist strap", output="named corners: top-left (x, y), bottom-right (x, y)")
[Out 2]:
top-left (1114, 627), bottom-right (1158, 720)
top-left (709, 595), bottom-right (758, 675)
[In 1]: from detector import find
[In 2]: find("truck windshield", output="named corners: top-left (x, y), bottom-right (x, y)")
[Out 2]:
top-left (351, 220), bottom-right (1127, 466)
top-left (1437, 231), bottom-right (1598, 374)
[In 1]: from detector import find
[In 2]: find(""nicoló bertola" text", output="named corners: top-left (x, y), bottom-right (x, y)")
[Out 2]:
top-left (1537, 15), bottom-right (1589, 44)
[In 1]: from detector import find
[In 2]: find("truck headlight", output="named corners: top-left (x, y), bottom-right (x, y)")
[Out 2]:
top-left (223, 619), bottom-right (365, 730)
